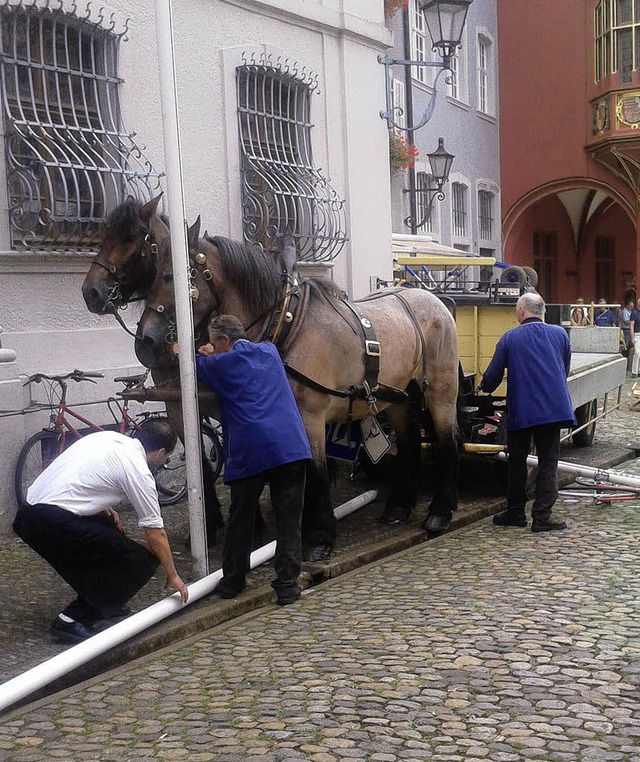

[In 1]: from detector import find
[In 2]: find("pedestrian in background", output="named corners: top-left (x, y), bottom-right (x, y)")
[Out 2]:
top-left (620, 297), bottom-right (635, 370)
top-left (570, 297), bottom-right (587, 326)
top-left (13, 420), bottom-right (189, 643)
top-left (478, 292), bottom-right (575, 532)
top-left (631, 299), bottom-right (640, 376)
top-left (195, 314), bottom-right (312, 606)
top-left (594, 298), bottom-right (618, 327)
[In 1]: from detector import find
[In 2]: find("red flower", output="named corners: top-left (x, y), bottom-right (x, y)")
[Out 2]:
top-left (385, 0), bottom-right (410, 19)
top-left (388, 131), bottom-right (419, 174)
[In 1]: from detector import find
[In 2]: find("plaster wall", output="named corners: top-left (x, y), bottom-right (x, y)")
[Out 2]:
top-left (0, 0), bottom-right (393, 534)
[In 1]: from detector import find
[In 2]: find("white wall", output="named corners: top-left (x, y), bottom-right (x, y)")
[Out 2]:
top-left (0, 0), bottom-right (395, 534)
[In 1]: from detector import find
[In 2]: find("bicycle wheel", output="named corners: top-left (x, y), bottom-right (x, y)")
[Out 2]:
top-left (140, 418), bottom-right (223, 506)
top-left (14, 430), bottom-right (64, 506)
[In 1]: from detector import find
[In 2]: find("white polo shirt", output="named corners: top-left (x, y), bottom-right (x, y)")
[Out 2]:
top-left (26, 431), bottom-right (164, 528)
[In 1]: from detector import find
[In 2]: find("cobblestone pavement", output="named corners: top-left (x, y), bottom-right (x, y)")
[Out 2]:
top-left (1, 496), bottom-right (640, 761)
top-left (1, 381), bottom-right (640, 760)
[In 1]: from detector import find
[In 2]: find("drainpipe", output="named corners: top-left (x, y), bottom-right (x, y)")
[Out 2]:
top-left (0, 490), bottom-right (379, 714)
top-left (403, 8), bottom-right (418, 235)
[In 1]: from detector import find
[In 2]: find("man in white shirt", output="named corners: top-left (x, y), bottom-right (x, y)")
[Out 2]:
top-left (13, 419), bottom-right (189, 643)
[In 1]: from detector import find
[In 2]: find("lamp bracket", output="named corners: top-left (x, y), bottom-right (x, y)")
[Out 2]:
top-left (403, 185), bottom-right (447, 231)
top-left (378, 54), bottom-right (451, 134)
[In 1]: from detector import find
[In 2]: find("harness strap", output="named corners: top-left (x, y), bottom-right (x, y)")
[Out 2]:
top-left (284, 362), bottom-right (352, 398)
top-left (339, 300), bottom-right (381, 395)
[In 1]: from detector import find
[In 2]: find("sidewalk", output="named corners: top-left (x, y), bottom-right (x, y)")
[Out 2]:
top-left (1, 380), bottom-right (639, 721)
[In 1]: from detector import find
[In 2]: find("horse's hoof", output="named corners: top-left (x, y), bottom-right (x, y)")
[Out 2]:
top-left (421, 514), bottom-right (451, 535)
top-left (378, 506), bottom-right (411, 525)
top-left (302, 544), bottom-right (332, 562)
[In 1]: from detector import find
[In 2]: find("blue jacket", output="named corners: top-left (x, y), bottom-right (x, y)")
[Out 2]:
top-left (196, 340), bottom-right (311, 482)
top-left (481, 318), bottom-right (576, 431)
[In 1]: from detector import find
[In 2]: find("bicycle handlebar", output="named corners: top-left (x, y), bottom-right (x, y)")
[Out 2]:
top-left (24, 370), bottom-right (105, 386)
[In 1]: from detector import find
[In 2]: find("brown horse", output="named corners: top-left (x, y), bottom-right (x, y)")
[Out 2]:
top-left (133, 218), bottom-right (461, 559)
top-left (81, 196), bottom-right (225, 545)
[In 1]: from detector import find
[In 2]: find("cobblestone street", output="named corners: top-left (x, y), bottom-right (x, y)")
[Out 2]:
top-left (1, 381), bottom-right (640, 760)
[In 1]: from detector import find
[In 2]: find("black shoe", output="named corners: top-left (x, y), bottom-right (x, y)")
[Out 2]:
top-left (532, 517), bottom-right (567, 532)
top-left (272, 580), bottom-right (302, 606)
top-left (51, 615), bottom-right (94, 644)
top-left (218, 580), bottom-right (245, 599)
top-left (107, 605), bottom-right (132, 619)
top-left (492, 511), bottom-right (527, 527)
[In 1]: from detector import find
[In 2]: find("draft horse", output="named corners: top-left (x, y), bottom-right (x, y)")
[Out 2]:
top-left (81, 195), bottom-right (225, 544)
top-left (133, 217), bottom-right (461, 560)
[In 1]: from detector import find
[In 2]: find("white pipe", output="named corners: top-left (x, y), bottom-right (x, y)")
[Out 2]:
top-left (155, 0), bottom-right (208, 578)
top-left (0, 490), bottom-right (378, 714)
top-left (495, 452), bottom-right (640, 488)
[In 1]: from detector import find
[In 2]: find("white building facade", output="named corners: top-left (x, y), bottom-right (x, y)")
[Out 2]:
top-left (0, 0), bottom-right (396, 535)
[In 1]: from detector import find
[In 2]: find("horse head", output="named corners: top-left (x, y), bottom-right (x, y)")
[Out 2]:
top-left (134, 218), bottom-right (221, 369)
top-left (82, 193), bottom-right (165, 314)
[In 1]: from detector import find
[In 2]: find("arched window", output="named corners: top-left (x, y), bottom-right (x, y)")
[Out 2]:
top-left (236, 56), bottom-right (347, 262)
top-left (0, 6), bottom-right (160, 249)
top-left (595, 0), bottom-right (640, 83)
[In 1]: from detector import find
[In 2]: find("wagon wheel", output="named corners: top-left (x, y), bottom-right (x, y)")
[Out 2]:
top-left (499, 266), bottom-right (527, 288)
top-left (521, 266), bottom-right (539, 289)
top-left (572, 399), bottom-right (597, 447)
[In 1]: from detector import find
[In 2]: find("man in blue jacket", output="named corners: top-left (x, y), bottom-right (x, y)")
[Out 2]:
top-left (195, 314), bottom-right (311, 605)
top-left (479, 292), bottom-right (576, 532)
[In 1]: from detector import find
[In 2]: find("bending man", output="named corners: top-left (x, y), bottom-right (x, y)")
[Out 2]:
top-left (13, 419), bottom-right (189, 643)
top-left (479, 292), bottom-right (575, 532)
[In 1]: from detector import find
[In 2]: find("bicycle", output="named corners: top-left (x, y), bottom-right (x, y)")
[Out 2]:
top-left (559, 476), bottom-right (640, 504)
top-left (14, 369), bottom-right (223, 507)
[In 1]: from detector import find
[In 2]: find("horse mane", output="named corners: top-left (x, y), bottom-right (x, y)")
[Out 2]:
top-left (205, 235), bottom-right (282, 314)
top-left (104, 197), bottom-right (143, 239)
top-left (307, 277), bottom-right (347, 302)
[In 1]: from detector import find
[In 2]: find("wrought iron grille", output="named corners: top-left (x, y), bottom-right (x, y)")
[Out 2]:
top-left (236, 54), bottom-right (348, 263)
top-left (0, 2), bottom-right (162, 250)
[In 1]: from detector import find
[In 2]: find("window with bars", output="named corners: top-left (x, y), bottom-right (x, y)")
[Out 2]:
top-left (0, 6), bottom-right (161, 249)
top-left (595, 0), bottom-right (640, 83)
top-left (451, 182), bottom-right (467, 238)
top-left (478, 189), bottom-right (494, 240)
top-left (236, 58), bottom-right (347, 262)
top-left (477, 36), bottom-right (492, 114)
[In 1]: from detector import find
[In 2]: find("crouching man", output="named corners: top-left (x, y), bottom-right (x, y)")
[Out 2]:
top-left (13, 419), bottom-right (188, 643)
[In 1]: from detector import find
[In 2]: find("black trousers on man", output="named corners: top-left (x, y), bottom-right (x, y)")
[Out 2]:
top-left (220, 460), bottom-right (307, 599)
top-left (13, 503), bottom-right (158, 625)
top-left (506, 423), bottom-right (561, 522)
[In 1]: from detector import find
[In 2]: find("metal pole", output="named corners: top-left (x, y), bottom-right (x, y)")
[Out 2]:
top-left (155, 0), bottom-right (208, 578)
top-left (0, 490), bottom-right (379, 714)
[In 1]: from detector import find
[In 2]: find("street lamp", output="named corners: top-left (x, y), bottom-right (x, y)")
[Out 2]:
top-left (379, 0), bottom-right (473, 133)
top-left (404, 137), bottom-right (455, 230)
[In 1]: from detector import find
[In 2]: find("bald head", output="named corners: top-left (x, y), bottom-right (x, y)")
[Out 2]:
top-left (516, 292), bottom-right (545, 323)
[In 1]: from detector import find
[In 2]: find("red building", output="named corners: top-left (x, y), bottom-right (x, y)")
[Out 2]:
top-left (499, 0), bottom-right (640, 305)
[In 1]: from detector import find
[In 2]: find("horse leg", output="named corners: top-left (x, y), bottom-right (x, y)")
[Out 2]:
top-left (422, 380), bottom-right (460, 536)
top-left (299, 416), bottom-right (335, 562)
top-left (378, 401), bottom-right (421, 524)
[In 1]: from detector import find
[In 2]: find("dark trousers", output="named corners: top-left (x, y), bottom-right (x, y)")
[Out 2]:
top-left (507, 423), bottom-right (561, 522)
top-left (13, 503), bottom-right (158, 625)
top-left (222, 460), bottom-right (306, 595)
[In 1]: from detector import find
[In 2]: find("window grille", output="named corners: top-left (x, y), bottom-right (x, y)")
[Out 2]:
top-left (236, 54), bottom-right (347, 263)
top-left (478, 189), bottom-right (493, 240)
top-left (0, 4), bottom-right (161, 250)
top-left (452, 181), bottom-right (467, 238)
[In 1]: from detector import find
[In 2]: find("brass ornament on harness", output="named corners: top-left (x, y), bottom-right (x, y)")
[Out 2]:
top-left (195, 252), bottom-right (207, 265)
